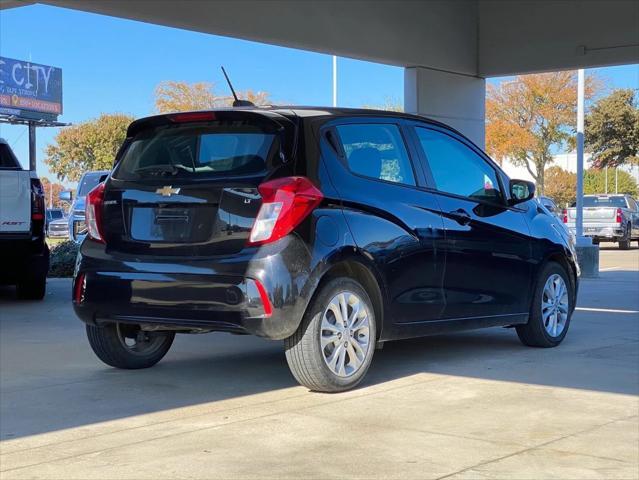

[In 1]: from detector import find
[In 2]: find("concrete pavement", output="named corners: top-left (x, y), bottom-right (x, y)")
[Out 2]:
top-left (0, 246), bottom-right (637, 479)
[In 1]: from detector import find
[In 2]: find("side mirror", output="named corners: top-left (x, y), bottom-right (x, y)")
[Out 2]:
top-left (509, 179), bottom-right (535, 205)
top-left (59, 190), bottom-right (73, 203)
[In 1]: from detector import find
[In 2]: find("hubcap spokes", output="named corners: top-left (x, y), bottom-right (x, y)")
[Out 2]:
top-left (541, 274), bottom-right (569, 337)
top-left (321, 292), bottom-right (371, 377)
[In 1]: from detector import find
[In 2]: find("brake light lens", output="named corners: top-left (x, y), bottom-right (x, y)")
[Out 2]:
top-left (248, 176), bottom-right (323, 245)
top-left (616, 208), bottom-right (623, 224)
top-left (562, 209), bottom-right (568, 223)
top-left (86, 182), bottom-right (106, 243)
top-left (31, 178), bottom-right (45, 221)
top-left (169, 112), bottom-right (216, 123)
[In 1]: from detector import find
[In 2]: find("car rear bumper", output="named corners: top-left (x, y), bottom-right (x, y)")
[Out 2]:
top-left (47, 229), bottom-right (69, 238)
top-left (568, 224), bottom-right (625, 240)
top-left (0, 237), bottom-right (49, 283)
top-left (73, 236), bottom-right (315, 340)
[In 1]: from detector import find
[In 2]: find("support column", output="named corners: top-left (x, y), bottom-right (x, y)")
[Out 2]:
top-left (404, 67), bottom-right (486, 148)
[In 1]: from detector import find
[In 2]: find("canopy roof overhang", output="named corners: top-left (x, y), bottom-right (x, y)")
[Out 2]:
top-left (3, 0), bottom-right (638, 77)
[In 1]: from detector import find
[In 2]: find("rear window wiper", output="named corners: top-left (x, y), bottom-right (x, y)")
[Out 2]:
top-left (133, 165), bottom-right (180, 177)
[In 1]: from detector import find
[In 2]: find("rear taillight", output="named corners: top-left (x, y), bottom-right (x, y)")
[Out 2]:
top-left (616, 208), bottom-right (623, 224)
top-left (86, 182), bottom-right (106, 243)
top-left (248, 176), bottom-right (323, 246)
top-left (73, 273), bottom-right (86, 303)
top-left (31, 178), bottom-right (45, 221)
top-left (562, 209), bottom-right (568, 223)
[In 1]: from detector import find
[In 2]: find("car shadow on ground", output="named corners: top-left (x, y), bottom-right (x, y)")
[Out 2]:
top-left (1, 270), bottom-right (637, 440)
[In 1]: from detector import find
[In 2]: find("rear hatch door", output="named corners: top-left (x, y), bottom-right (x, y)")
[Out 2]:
top-left (103, 110), bottom-right (296, 256)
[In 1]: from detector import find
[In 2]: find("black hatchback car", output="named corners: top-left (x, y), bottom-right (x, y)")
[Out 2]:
top-left (73, 107), bottom-right (579, 392)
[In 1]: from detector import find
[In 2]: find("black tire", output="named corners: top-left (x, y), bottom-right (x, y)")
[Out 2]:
top-left (516, 262), bottom-right (574, 348)
top-left (16, 275), bottom-right (46, 300)
top-left (86, 323), bottom-right (175, 369)
top-left (619, 224), bottom-right (631, 250)
top-left (285, 277), bottom-right (377, 393)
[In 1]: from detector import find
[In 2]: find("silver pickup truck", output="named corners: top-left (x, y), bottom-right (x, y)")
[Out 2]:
top-left (564, 194), bottom-right (639, 249)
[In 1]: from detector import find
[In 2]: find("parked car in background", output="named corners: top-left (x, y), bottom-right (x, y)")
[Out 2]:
top-left (0, 138), bottom-right (49, 299)
top-left (72, 108), bottom-right (579, 392)
top-left (47, 216), bottom-right (69, 239)
top-left (564, 194), bottom-right (639, 249)
top-left (61, 170), bottom-right (109, 242)
top-left (538, 196), bottom-right (560, 218)
top-left (45, 208), bottom-right (65, 236)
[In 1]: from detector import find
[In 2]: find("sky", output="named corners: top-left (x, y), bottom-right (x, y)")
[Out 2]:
top-left (1, 4), bottom-right (637, 186)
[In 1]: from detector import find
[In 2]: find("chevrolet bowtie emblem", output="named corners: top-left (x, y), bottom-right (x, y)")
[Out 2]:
top-left (156, 186), bottom-right (180, 197)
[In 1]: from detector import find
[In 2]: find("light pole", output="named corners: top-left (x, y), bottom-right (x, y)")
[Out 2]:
top-left (575, 68), bottom-right (598, 277)
top-left (332, 55), bottom-right (337, 107)
top-left (576, 69), bottom-right (585, 242)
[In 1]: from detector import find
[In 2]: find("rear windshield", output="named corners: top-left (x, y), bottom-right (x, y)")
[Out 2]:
top-left (572, 196), bottom-right (628, 208)
top-left (0, 143), bottom-right (22, 169)
top-left (112, 124), bottom-right (276, 181)
top-left (78, 173), bottom-right (105, 196)
top-left (48, 210), bottom-right (64, 220)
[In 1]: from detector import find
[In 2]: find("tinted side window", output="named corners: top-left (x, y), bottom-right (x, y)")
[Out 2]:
top-left (0, 143), bottom-right (22, 169)
top-left (415, 127), bottom-right (502, 203)
top-left (335, 124), bottom-right (416, 186)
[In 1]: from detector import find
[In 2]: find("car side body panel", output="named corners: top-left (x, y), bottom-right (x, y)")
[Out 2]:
top-left (72, 108), bottom-right (579, 346)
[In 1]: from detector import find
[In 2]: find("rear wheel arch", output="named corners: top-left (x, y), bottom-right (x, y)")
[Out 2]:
top-left (309, 257), bottom-right (386, 341)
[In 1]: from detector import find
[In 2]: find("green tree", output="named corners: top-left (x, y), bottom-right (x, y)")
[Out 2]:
top-left (40, 177), bottom-right (69, 210)
top-left (154, 81), bottom-right (271, 113)
top-left (544, 166), bottom-right (576, 208)
top-left (486, 71), bottom-right (598, 194)
top-left (44, 114), bottom-right (133, 182)
top-left (583, 168), bottom-right (638, 196)
top-left (362, 97), bottom-right (403, 112)
top-left (585, 88), bottom-right (639, 169)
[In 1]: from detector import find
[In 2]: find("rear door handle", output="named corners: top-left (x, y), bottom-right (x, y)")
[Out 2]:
top-left (449, 208), bottom-right (471, 226)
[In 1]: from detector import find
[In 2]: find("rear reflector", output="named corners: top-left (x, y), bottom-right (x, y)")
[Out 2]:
top-left (254, 279), bottom-right (273, 317)
top-left (248, 176), bottom-right (323, 245)
top-left (169, 112), bottom-right (216, 123)
top-left (73, 273), bottom-right (86, 303)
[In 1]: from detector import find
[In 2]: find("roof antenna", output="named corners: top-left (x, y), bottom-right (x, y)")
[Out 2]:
top-left (221, 66), bottom-right (255, 107)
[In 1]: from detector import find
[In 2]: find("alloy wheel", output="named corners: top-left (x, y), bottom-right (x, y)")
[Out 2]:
top-left (320, 291), bottom-right (371, 377)
top-left (541, 274), bottom-right (569, 337)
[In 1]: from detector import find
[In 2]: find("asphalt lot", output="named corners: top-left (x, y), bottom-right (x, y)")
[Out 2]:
top-left (1, 245), bottom-right (637, 479)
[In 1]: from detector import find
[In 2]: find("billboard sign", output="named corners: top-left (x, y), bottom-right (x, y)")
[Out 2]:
top-left (0, 57), bottom-right (63, 121)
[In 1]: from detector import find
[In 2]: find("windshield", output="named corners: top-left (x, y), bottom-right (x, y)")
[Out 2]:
top-left (112, 124), bottom-right (275, 180)
top-left (572, 196), bottom-right (628, 208)
top-left (78, 173), bottom-right (105, 196)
